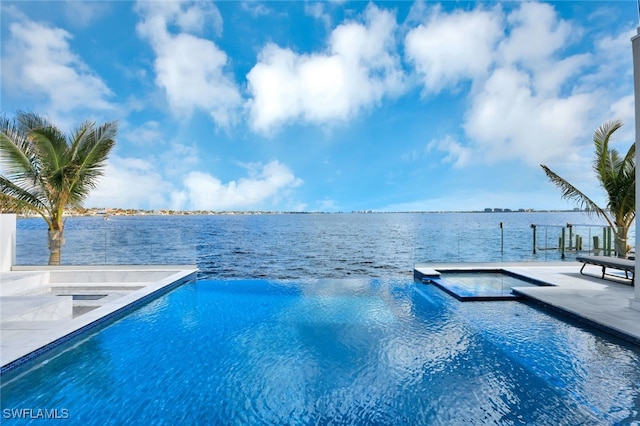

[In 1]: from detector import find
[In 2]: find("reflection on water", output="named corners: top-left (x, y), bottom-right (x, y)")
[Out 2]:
top-left (2, 279), bottom-right (639, 424)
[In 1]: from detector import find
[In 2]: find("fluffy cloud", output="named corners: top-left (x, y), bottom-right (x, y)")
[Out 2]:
top-left (609, 95), bottom-right (634, 142)
top-left (465, 66), bottom-right (593, 165)
top-left (87, 157), bottom-right (302, 211)
top-left (464, 3), bottom-right (595, 165)
top-left (426, 135), bottom-right (471, 168)
top-left (2, 16), bottom-right (114, 117)
top-left (246, 4), bottom-right (405, 134)
top-left (172, 160), bottom-right (302, 210)
top-left (63, 1), bottom-right (111, 28)
top-left (85, 156), bottom-right (172, 209)
top-left (405, 2), bottom-right (626, 167)
top-left (126, 120), bottom-right (164, 145)
top-left (497, 2), bottom-right (574, 69)
top-left (135, 1), bottom-right (241, 127)
top-left (405, 5), bottom-right (503, 94)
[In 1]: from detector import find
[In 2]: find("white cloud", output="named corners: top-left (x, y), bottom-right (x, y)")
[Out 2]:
top-left (318, 198), bottom-right (339, 211)
top-left (126, 121), bottom-right (164, 145)
top-left (135, 1), bottom-right (240, 127)
top-left (241, 2), bottom-right (273, 18)
top-left (463, 3), bottom-right (612, 166)
top-left (592, 28), bottom-right (635, 81)
top-left (159, 142), bottom-right (201, 178)
top-left (246, 4), bottom-right (405, 134)
top-left (529, 54), bottom-right (591, 98)
top-left (63, 1), bottom-right (111, 28)
top-left (405, 2), bottom-right (627, 168)
top-left (496, 2), bottom-right (591, 98)
top-left (172, 160), bottom-right (302, 210)
top-left (2, 17), bottom-right (114, 117)
top-left (426, 135), bottom-right (471, 168)
top-left (305, 2), bottom-right (332, 30)
top-left (85, 156), bottom-right (172, 209)
top-left (119, 120), bottom-right (201, 178)
top-left (498, 2), bottom-right (574, 69)
top-left (87, 156), bottom-right (302, 211)
top-left (135, 1), bottom-right (223, 35)
top-left (465, 66), bottom-right (593, 165)
top-left (609, 95), bottom-right (634, 141)
top-left (404, 5), bottom-right (503, 94)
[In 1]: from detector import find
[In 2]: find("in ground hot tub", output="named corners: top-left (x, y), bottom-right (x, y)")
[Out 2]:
top-left (422, 269), bottom-right (551, 301)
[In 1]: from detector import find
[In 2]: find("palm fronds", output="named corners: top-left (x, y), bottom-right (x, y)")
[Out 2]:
top-left (0, 112), bottom-right (117, 230)
top-left (541, 119), bottom-right (634, 257)
top-left (540, 164), bottom-right (612, 226)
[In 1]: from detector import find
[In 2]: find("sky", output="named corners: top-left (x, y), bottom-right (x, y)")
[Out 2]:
top-left (0, 0), bottom-right (637, 212)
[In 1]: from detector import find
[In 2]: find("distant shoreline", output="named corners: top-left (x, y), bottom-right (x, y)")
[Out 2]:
top-left (11, 208), bottom-right (587, 218)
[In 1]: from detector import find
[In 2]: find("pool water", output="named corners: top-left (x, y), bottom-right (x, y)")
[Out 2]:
top-left (2, 279), bottom-right (640, 424)
top-left (428, 271), bottom-right (545, 301)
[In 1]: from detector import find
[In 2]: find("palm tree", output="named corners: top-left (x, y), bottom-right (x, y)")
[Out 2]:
top-left (541, 119), bottom-right (635, 258)
top-left (0, 112), bottom-right (117, 265)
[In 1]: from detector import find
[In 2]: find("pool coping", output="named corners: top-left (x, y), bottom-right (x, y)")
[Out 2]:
top-left (414, 262), bottom-right (640, 345)
top-left (0, 265), bottom-right (198, 375)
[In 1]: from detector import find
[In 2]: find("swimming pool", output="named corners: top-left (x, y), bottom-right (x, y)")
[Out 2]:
top-left (2, 278), bottom-right (639, 424)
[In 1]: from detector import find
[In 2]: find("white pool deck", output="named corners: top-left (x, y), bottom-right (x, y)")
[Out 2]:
top-left (415, 262), bottom-right (640, 344)
top-left (0, 265), bottom-right (197, 371)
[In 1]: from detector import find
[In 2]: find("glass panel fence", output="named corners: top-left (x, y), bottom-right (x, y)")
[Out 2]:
top-left (14, 216), bottom-right (635, 271)
top-left (16, 226), bottom-right (197, 266)
top-left (413, 224), bottom-right (636, 264)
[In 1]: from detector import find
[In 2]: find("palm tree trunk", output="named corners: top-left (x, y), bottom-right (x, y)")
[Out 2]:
top-left (48, 229), bottom-right (64, 265)
top-left (614, 227), bottom-right (628, 258)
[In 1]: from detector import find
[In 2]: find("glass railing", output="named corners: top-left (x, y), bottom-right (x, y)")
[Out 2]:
top-left (14, 217), bottom-right (635, 271)
top-left (15, 227), bottom-right (197, 266)
top-left (413, 224), bottom-right (635, 264)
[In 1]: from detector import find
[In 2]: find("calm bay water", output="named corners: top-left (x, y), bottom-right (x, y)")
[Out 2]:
top-left (15, 211), bottom-right (617, 279)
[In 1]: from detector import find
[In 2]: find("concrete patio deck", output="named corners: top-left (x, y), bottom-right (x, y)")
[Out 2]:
top-left (1, 265), bottom-right (197, 373)
top-left (415, 261), bottom-right (640, 345)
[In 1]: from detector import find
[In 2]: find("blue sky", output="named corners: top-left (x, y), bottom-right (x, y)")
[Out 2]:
top-left (1, 1), bottom-right (637, 212)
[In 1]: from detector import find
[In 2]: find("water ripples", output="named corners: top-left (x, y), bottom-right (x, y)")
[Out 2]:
top-left (16, 211), bottom-right (603, 278)
top-left (3, 276), bottom-right (640, 423)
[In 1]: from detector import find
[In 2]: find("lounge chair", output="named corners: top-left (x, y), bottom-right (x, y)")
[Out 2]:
top-left (576, 255), bottom-right (635, 285)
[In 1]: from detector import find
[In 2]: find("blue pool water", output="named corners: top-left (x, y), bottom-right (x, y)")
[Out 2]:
top-left (428, 271), bottom-right (546, 301)
top-left (2, 279), bottom-right (640, 424)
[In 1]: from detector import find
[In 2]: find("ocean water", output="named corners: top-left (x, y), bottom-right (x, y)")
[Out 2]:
top-left (15, 211), bottom-right (622, 278)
